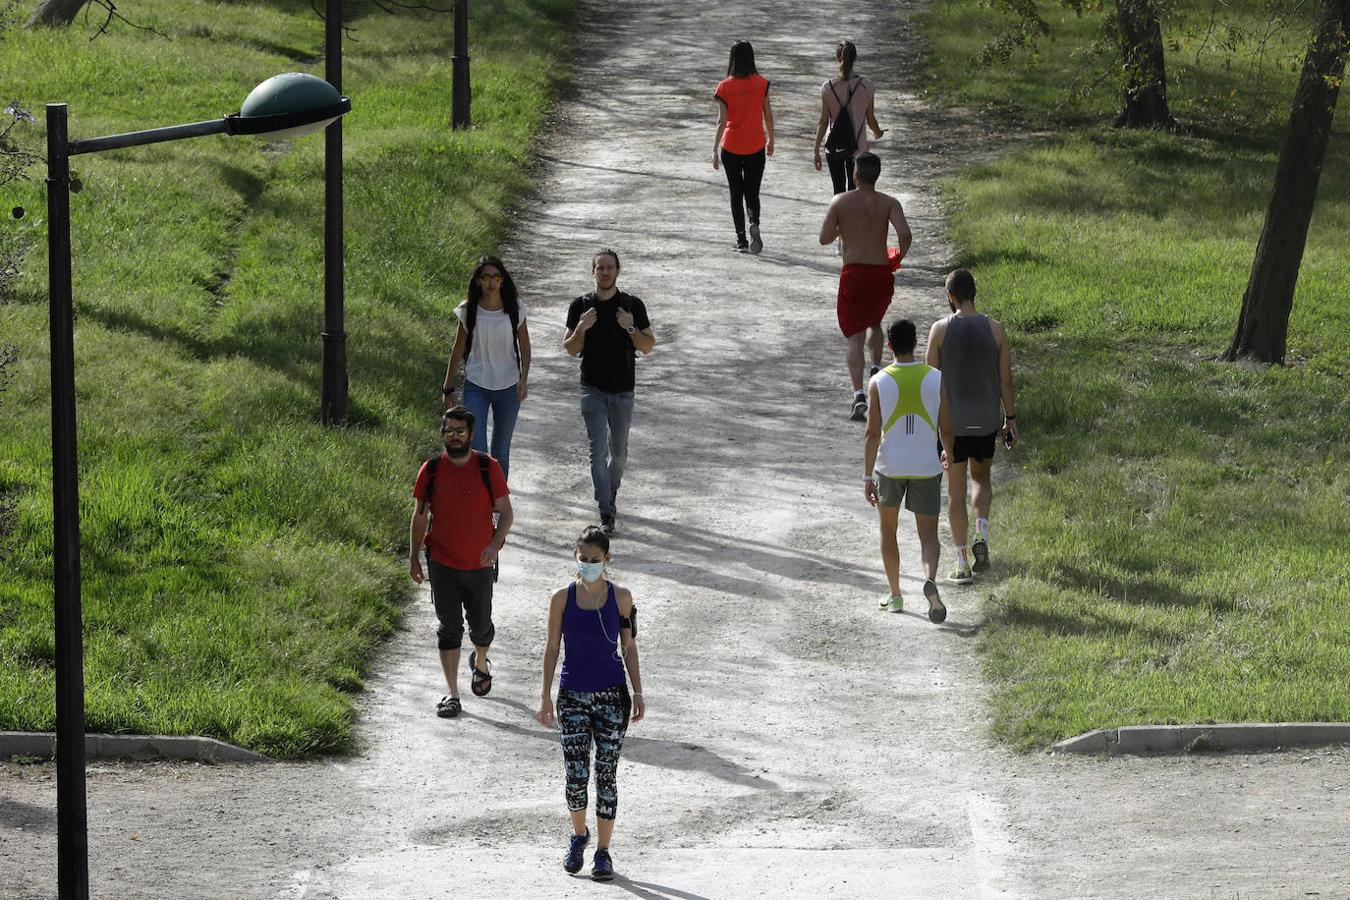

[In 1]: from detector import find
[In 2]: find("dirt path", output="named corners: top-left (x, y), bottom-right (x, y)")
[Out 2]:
top-left (4, 1), bottom-right (1348, 897)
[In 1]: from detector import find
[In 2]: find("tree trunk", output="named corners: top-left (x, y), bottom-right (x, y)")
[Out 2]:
top-left (1225, 0), bottom-right (1348, 365)
top-left (1114, 0), bottom-right (1176, 128)
top-left (27, 0), bottom-right (90, 28)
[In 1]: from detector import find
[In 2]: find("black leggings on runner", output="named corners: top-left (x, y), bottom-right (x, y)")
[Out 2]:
top-left (827, 152), bottom-right (856, 195)
top-left (720, 148), bottom-right (766, 242)
top-left (558, 684), bottom-right (631, 820)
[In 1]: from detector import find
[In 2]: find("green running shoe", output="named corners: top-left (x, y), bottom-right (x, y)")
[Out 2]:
top-left (879, 593), bottom-right (903, 612)
top-left (950, 562), bottom-right (974, 585)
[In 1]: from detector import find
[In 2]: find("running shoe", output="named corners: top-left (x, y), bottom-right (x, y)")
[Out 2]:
top-left (924, 579), bottom-right (947, 624)
top-left (591, 847), bottom-right (615, 882)
top-left (971, 536), bottom-right (990, 573)
top-left (563, 829), bottom-right (590, 874)
top-left (749, 223), bottom-right (763, 255)
top-left (869, 364), bottom-right (880, 379)
top-left (850, 394), bottom-right (867, 421)
top-left (886, 594), bottom-right (904, 613)
top-left (734, 240), bottom-right (749, 254)
top-left (950, 562), bottom-right (974, 585)
top-left (600, 514), bottom-right (617, 537)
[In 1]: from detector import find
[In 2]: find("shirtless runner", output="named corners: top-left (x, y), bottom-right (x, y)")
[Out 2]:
top-left (818, 152), bottom-right (913, 420)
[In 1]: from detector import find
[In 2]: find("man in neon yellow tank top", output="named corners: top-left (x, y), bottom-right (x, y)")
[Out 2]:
top-left (863, 319), bottom-right (954, 622)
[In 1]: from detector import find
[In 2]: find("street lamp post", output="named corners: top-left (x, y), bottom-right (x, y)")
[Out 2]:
top-left (44, 76), bottom-right (349, 900)
top-left (323, 0), bottom-right (346, 426)
top-left (452, 0), bottom-right (470, 128)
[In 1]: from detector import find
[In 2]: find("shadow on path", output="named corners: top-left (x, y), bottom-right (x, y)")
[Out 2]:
top-left (471, 696), bottom-right (781, 791)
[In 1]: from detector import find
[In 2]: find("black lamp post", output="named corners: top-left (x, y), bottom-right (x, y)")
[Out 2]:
top-left (44, 74), bottom-right (350, 900)
top-left (451, 0), bottom-right (470, 128)
top-left (322, 0), bottom-right (346, 426)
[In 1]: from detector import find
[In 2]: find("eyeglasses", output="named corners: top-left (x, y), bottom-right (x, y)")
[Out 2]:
top-left (441, 427), bottom-right (469, 436)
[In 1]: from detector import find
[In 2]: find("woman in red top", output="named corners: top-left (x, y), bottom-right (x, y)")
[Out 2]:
top-left (713, 40), bottom-right (774, 254)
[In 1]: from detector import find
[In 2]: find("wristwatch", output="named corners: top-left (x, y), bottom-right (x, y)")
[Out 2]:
top-left (625, 325), bottom-right (636, 334)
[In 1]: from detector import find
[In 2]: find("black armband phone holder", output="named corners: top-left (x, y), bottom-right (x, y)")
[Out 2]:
top-left (619, 606), bottom-right (636, 638)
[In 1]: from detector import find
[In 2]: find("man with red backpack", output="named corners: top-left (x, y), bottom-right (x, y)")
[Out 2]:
top-left (409, 406), bottom-right (514, 719)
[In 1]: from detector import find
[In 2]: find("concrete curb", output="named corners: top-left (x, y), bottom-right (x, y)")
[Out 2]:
top-left (1052, 723), bottom-right (1350, 755)
top-left (0, 731), bottom-right (271, 763)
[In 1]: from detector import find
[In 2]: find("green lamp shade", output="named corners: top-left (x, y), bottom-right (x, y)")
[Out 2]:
top-left (238, 73), bottom-right (347, 138)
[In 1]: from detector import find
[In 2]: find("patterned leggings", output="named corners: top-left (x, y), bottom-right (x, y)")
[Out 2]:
top-left (557, 684), bottom-right (631, 820)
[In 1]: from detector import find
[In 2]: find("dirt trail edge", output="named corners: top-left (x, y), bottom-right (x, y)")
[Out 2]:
top-left (3, 1), bottom-right (1348, 898)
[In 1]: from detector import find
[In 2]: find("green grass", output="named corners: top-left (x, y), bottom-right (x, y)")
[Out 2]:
top-left (917, 0), bottom-right (1350, 748)
top-left (0, 0), bottom-right (573, 756)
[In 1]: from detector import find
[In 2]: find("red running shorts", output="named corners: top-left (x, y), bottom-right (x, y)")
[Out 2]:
top-left (836, 263), bottom-right (895, 338)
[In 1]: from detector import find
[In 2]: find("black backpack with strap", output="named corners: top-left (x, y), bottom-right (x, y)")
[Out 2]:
top-left (824, 78), bottom-right (864, 159)
top-left (423, 451), bottom-right (500, 582)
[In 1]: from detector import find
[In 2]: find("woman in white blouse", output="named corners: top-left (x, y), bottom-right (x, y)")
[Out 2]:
top-left (442, 255), bottom-right (532, 480)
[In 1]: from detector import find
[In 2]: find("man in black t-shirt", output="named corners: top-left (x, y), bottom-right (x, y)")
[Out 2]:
top-left (563, 249), bottom-right (656, 536)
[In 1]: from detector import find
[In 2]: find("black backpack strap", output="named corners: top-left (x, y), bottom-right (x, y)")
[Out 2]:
top-left (829, 77), bottom-right (860, 109)
top-left (423, 455), bottom-right (441, 505)
top-left (475, 451), bottom-right (494, 500)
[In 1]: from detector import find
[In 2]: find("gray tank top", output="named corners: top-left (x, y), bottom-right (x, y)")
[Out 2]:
top-left (939, 313), bottom-right (1003, 434)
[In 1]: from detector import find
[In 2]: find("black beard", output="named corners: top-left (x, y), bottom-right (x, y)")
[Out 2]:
top-left (444, 442), bottom-right (472, 459)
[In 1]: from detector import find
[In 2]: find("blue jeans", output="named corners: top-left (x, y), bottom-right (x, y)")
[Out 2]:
top-left (580, 386), bottom-right (634, 518)
top-left (463, 381), bottom-right (521, 481)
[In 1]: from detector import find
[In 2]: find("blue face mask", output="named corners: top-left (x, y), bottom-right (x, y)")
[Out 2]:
top-left (577, 560), bottom-right (605, 583)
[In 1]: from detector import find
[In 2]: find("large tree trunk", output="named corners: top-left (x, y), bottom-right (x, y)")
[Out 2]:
top-left (1225, 0), bottom-right (1348, 365)
top-left (27, 0), bottom-right (90, 28)
top-left (1114, 0), bottom-right (1176, 128)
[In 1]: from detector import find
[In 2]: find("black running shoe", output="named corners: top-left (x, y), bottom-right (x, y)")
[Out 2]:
top-left (600, 514), bottom-right (617, 537)
top-left (971, 536), bottom-right (990, 573)
top-left (924, 579), bottom-right (947, 624)
top-left (749, 223), bottom-right (763, 255)
top-left (850, 394), bottom-right (867, 421)
top-left (563, 829), bottom-right (590, 874)
top-left (591, 847), bottom-right (615, 882)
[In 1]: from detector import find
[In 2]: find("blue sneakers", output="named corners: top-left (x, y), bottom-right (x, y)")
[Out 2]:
top-left (563, 829), bottom-right (589, 874)
top-left (591, 847), bottom-right (615, 882)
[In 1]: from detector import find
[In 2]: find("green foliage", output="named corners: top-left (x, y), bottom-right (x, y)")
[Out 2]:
top-left (0, 0), bottom-right (574, 756)
top-left (920, 0), bottom-right (1350, 748)
top-left (922, 0), bottom-right (1321, 129)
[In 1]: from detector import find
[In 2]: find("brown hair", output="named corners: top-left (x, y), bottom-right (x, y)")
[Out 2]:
top-left (836, 40), bottom-right (857, 79)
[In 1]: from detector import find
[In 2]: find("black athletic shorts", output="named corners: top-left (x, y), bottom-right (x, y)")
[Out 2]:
top-left (427, 559), bottom-right (495, 650)
top-left (940, 431), bottom-right (998, 465)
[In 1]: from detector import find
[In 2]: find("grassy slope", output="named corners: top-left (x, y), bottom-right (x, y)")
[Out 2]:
top-left (915, 0), bottom-right (1350, 748)
top-left (0, 0), bottom-right (572, 756)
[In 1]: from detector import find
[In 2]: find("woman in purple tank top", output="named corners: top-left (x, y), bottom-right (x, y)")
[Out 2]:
top-left (537, 526), bottom-right (645, 882)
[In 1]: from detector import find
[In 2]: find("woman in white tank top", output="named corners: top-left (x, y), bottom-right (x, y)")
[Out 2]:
top-left (441, 255), bottom-right (532, 480)
top-left (812, 40), bottom-right (886, 198)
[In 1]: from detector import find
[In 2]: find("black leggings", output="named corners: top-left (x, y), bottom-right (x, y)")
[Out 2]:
top-left (558, 684), bottom-right (631, 820)
top-left (827, 152), bottom-right (856, 195)
top-left (720, 148), bottom-right (766, 241)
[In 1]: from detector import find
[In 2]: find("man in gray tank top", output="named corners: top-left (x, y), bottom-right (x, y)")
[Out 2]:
top-left (925, 269), bottom-right (1018, 584)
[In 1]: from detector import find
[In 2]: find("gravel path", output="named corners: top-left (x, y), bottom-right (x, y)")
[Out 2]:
top-left (4, 1), bottom-right (1348, 897)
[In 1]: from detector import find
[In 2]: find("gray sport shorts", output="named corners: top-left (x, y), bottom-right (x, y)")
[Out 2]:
top-left (876, 474), bottom-right (941, 516)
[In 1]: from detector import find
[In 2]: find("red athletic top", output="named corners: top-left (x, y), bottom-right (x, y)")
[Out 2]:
top-left (413, 452), bottom-right (508, 570)
top-left (714, 74), bottom-right (769, 155)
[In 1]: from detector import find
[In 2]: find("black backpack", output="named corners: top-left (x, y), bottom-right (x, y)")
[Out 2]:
top-left (824, 78), bottom-right (864, 159)
top-left (423, 451), bottom-right (499, 582)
